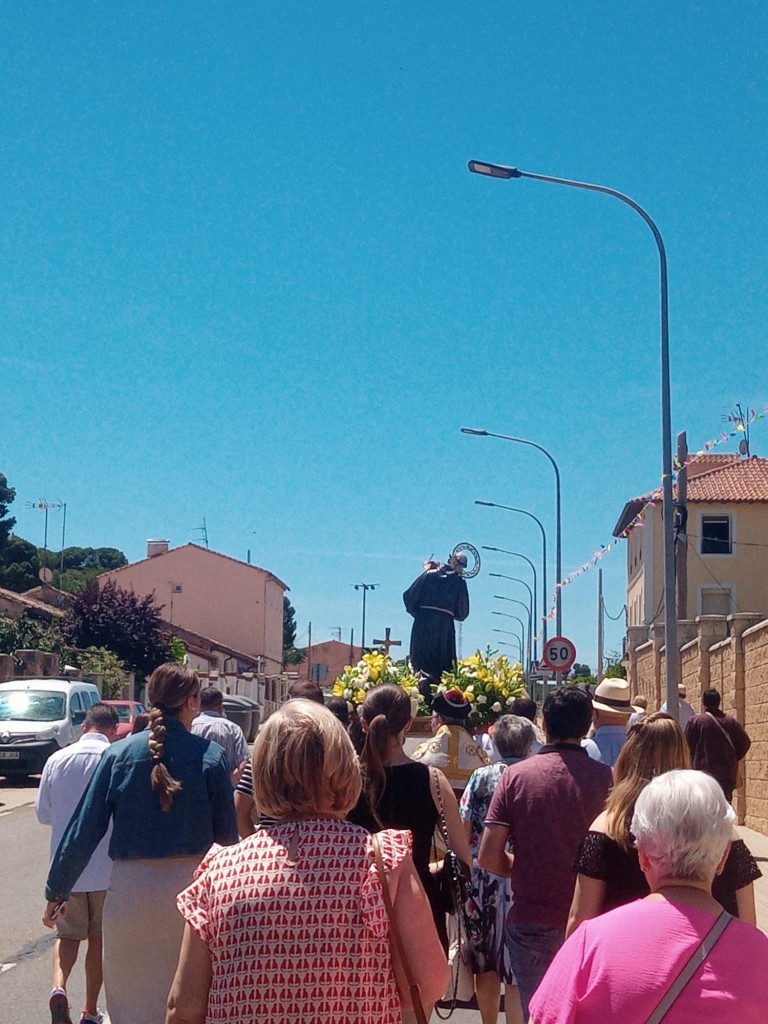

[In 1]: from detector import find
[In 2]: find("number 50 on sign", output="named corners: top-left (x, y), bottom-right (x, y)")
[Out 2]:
top-left (541, 636), bottom-right (576, 672)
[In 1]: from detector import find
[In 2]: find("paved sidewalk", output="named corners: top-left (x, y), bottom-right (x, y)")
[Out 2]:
top-left (738, 824), bottom-right (768, 934)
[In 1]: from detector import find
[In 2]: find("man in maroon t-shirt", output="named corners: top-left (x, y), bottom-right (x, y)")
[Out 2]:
top-left (685, 687), bottom-right (751, 802)
top-left (479, 687), bottom-right (612, 1021)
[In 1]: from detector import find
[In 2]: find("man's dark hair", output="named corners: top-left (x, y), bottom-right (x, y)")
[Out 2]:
top-left (287, 680), bottom-right (325, 704)
top-left (326, 696), bottom-right (350, 726)
top-left (542, 687), bottom-right (593, 741)
top-left (702, 688), bottom-right (721, 710)
top-left (509, 696), bottom-right (537, 723)
top-left (200, 687), bottom-right (224, 710)
top-left (84, 703), bottom-right (119, 732)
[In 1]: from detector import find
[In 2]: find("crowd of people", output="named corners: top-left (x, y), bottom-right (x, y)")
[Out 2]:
top-left (37, 663), bottom-right (768, 1024)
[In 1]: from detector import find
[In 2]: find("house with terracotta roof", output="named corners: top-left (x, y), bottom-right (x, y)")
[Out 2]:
top-left (99, 541), bottom-right (288, 676)
top-left (614, 454), bottom-right (768, 628)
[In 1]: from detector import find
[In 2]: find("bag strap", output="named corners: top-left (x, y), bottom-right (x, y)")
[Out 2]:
top-left (372, 833), bottom-right (429, 1024)
top-left (706, 711), bottom-right (737, 752)
top-left (645, 910), bottom-right (732, 1024)
top-left (430, 766), bottom-right (452, 851)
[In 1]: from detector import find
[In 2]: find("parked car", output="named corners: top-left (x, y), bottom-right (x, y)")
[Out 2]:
top-left (0, 678), bottom-right (102, 776)
top-left (103, 699), bottom-right (147, 739)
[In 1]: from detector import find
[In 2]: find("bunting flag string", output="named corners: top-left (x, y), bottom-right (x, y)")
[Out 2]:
top-left (540, 403), bottom-right (768, 623)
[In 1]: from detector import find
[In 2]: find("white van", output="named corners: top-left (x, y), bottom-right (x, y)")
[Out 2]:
top-left (0, 678), bottom-right (102, 776)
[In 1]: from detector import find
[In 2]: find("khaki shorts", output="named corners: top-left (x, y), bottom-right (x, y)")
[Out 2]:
top-left (56, 891), bottom-right (107, 941)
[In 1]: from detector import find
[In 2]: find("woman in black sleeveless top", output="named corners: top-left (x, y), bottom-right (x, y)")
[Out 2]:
top-left (347, 684), bottom-right (471, 946)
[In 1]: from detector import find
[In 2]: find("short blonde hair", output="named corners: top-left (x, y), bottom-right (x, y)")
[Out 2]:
top-left (252, 699), bottom-right (361, 820)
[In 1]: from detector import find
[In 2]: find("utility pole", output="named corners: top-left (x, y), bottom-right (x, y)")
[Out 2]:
top-left (307, 621), bottom-right (312, 682)
top-left (675, 432), bottom-right (688, 622)
top-left (597, 568), bottom-right (604, 680)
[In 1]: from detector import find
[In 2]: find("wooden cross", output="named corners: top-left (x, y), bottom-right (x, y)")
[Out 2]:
top-left (372, 627), bottom-right (402, 655)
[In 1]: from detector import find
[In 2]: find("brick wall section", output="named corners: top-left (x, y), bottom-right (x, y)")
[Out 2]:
top-left (680, 642), bottom-right (701, 697)
top-left (633, 644), bottom-right (658, 708)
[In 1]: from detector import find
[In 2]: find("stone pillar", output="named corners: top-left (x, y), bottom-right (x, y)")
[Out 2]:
top-left (41, 653), bottom-right (60, 677)
top-left (15, 649), bottom-right (43, 676)
top-left (625, 626), bottom-right (648, 691)
top-left (0, 654), bottom-right (14, 682)
top-left (695, 616), bottom-right (729, 698)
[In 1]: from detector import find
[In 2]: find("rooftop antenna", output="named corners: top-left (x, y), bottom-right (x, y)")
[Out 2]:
top-left (26, 498), bottom-right (66, 583)
top-left (192, 517), bottom-right (209, 549)
top-left (723, 403), bottom-right (750, 457)
top-left (330, 627), bottom-right (342, 642)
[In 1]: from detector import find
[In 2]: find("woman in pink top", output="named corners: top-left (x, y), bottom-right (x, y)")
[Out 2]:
top-left (165, 700), bottom-right (448, 1024)
top-left (530, 770), bottom-right (768, 1024)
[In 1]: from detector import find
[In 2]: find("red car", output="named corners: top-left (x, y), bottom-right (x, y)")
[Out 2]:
top-left (103, 699), bottom-right (147, 739)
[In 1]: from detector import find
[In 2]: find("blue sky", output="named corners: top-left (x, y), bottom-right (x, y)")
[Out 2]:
top-left (3, 2), bottom-right (766, 672)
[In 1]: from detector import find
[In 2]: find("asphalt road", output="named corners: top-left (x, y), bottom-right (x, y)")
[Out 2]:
top-left (1, 775), bottom-right (492, 1024)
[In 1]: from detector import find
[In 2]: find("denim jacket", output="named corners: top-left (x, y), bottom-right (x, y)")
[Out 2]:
top-left (46, 718), bottom-right (238, 900)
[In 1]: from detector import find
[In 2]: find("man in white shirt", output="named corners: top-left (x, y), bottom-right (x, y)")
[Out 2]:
top-left (36, 702), bottom-right (118, 1024)
top-left (660, 683), bottom-right (696, 729)
top-left (190, 687), bottom-right (249, 775)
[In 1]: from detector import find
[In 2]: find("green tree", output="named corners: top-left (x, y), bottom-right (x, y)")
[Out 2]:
top-left (571, 662), bottom-right (592, 679)
top-left (63, 580), bottom-right (171, 678)
top-left (75, 647), bottom-right (129, 699)
top-left (0, 473), bottom-right (16, 549)
top-left (282, 595), bottom-right (306, 667)
top-left (603, 651), bottom-right (627, 679)
top-left (0, 535), bottom-right (40, 592)
top-left (0, 612), bottom-right (65, 655)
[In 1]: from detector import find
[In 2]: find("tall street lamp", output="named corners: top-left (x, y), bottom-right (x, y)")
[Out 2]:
top-left (476, 500), bottom-right (549, 647)
top-left (468, 158), bottom-right (677, 718)
top-left (493, 573), bottom-right (536, 667)
top-left (492, 590), bottom-right (532, 670)
top-left (482, 546), bottom-right (538, 660)
top-left (463, 428), bottom-right (561, 636)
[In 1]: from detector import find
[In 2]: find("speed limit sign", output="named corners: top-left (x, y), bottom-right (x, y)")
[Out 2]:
top-left (541, 636), bottom-right (576, 672)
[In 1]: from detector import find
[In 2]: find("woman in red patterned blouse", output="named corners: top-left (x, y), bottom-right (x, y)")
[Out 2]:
top-left (165, 699), bottom-right (447, 1024)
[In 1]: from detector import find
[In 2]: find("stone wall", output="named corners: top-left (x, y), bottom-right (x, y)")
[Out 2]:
top-left (626, 614), bottom-right (768, 834)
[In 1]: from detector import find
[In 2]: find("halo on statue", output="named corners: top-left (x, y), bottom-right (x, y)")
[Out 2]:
top-left (450, 542), bottom-right (481, 578)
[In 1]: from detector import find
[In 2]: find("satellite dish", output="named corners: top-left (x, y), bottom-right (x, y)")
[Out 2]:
top-left (739, 439), bottom-right (749, 455)
top-left (39, 567), bottom-right (53, 583)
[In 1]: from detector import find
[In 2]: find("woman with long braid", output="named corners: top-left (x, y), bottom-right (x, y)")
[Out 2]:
top-left (44, 663), bottom-right (237, 1024)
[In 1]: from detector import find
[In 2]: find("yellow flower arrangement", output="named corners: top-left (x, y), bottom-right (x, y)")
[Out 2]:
top-left (331, 651), bottom-right (426, 714)
top-left (438, 647), bottom-right (526, 726)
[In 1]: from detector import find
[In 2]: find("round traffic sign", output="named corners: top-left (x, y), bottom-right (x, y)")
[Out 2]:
top-left (541, 636), bottom-right (576, 672)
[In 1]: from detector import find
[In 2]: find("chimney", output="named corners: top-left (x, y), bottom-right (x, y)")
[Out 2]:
top-left (147, 539), bottom-right (170, 558)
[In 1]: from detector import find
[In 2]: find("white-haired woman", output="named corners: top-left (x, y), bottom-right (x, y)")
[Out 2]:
top-left (166, 700), bottom-right (448, 1024)
top-left (460, 715), bottom-right (534, 1024)
top-left (530, 770), bottom-right (768, 1023)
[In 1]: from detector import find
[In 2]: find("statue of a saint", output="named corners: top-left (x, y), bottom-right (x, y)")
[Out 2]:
top-left (403, 552), bottom-right (469, 694)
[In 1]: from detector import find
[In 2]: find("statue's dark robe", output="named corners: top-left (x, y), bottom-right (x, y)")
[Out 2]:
top-left (403, 567), bottom-right (469, 684)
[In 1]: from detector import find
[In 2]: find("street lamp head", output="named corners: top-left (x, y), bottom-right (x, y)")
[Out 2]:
top-left (460, 427), bottom-right (488, 436)
top-left (468, 160), bottom-right (521, 180)
top-left (475, 500), bottom-right (495, 508)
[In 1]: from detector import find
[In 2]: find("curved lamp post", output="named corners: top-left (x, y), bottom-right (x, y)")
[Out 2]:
top-left (463, 427), bottom-right (561, 636)
top-left (490, 572), bottom-right (534, 658)
top-left (482, 546), bottom-right (538, 660)
top-left (492, 615), bottom-right (527, 670)
top-left (497, 639), bottom-right (524, 662)
top-left (476, 500), bottom-right (549, 646)
top-left (493, 593), bottom-right (532, 670)
top-left (468, 158), bottom-right (677, 718)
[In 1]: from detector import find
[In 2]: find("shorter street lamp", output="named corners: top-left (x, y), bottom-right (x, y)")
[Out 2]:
top-left (493, 596), bottom-right (531, 670)
top-left (476, 500), bottom-right (549, 646)
top-left (490, 573), bottom-right (533, 663)
top-left (483, 546), bottom-right (538, 660)
top-left (498, 639), bottom-right (524, 662)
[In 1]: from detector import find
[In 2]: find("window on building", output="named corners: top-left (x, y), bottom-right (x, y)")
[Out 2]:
top-left (701, 515), bottom-right (731, 554)
top-left (700, 587), bottom-right (733, 616)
